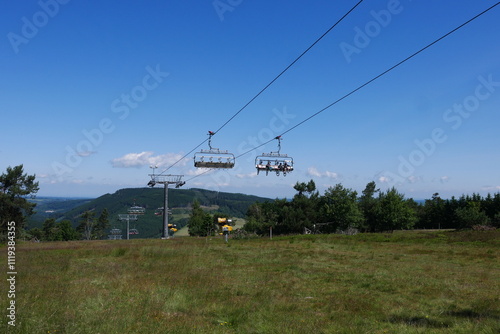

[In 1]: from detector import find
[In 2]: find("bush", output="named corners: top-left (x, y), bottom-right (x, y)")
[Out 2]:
top-left (471, 225), bottom-right (497, 231)
top-left (231, 229), bottom-right (259, 240)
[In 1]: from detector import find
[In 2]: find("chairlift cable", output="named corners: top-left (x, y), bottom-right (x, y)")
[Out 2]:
top-left (184, 168), bottom-right (215, 183)
top-left (249, 2), bottom-right (500, 154)
top-left (156, 0), bottom-right (366, 175)
top-left (157, 139), bottom-right (208, 174)
top-left (279, 1), bottom-right (500, 138)
top-left (184, 2), bottom-right (500, 183)
top-left (211, 0), bottom-right (366, 135)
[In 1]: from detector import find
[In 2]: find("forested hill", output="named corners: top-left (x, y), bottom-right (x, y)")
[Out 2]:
top-left (30, 187), bottom-right (271, 231)
top-left (65, 187), bottom-right (270, 218)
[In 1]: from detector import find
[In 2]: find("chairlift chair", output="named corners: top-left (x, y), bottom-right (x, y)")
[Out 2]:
top-left (154, 207), bottom-right (164, 216)
top-left (255, 136), bottom-right (294, 176)
top-left (255, 155), bottom-right (294, 176)
top-left (128, 200), bottom-right (145, 215)
top-left (128, 206), bottom-right (145, 215)
top-left (194, 131), bottom-right (235, 169)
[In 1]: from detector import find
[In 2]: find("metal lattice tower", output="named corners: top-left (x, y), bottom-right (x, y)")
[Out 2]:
top-left (118, 214), bottom-right (138, 240)
top-left (148, 171), bottom-right (185, 239)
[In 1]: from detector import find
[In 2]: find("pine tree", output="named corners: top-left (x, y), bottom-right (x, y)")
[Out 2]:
top-left (0, 164), bottom-right (39, 234)
top-left (96, 209), bottom-right (110, 239)
top-left (359, 181), bottom-right (379, 232)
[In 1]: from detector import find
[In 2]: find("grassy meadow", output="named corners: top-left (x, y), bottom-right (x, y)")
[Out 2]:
top-left (1, 230), bottom-right (499, 333)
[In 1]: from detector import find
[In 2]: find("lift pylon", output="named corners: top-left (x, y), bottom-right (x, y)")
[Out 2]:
top-left (147, 172), bottom-right (185, 239)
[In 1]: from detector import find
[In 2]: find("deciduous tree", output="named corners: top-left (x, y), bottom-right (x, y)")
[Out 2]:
top-left (455, 201), bottom-right (490, 229)
top-left (77, 211), bottom-right (97, 240)
top-left (373, 187), bottom-right (416, 231)
top-left (188, 200), bottom-right (213, 236)
top-left (320, 184), bottom-right (363, 233)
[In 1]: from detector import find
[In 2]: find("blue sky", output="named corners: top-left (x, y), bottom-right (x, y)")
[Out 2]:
top-left (1, 0), bottom-right (499, 200)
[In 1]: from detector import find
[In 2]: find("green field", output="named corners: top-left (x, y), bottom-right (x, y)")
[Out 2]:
top-left (1, 230), bottom-right (499, 333)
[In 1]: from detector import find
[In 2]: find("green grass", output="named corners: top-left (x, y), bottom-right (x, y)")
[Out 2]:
top-left (1, 230), bottom-right (499, 333)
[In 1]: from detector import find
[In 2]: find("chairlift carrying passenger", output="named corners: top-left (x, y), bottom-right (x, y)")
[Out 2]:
top-left (194, 131), bottom-right (235, 169)
top-left (255, 136), bottom-right (294, 176)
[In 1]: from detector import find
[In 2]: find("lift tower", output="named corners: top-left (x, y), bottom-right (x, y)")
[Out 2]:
top-left (148, 172), bottom-right (185, 239)
top-left (117, 214), bottom-right (138, 240)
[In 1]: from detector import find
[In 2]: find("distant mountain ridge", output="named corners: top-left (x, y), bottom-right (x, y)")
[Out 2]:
top-left (28, 197), bottom-right (93, 227)
top-left (28, 187), bottom-right (272, 238)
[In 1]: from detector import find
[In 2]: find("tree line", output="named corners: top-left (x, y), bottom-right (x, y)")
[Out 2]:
top-left (242, 180), bottom-right (500, 236)
top-left (1, 165), bottom-right (499, 241)
top-left (29, 210), bottom-right (110, 241)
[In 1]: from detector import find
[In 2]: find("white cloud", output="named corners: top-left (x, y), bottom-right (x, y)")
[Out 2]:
top-left (307, 167), bottom-right (322, 177)
top-left (77, 151), bottom-right (97, 157)
top-left (407, 175), bottom-right (422, 184)
top-left (440, 176), bottom-right (450, 183)
top-left (185, 168), bottom-right (212, 176)
top-left (191, 182), bottom-right (205, 187)
top-left (235, 172), bottom-right (257, 179)
top-left (325, 171), bottom-right (339, 179)
top-left (190, 180), bottom-right (230, 188)
top-left (111, 151), bottom-right (186, 168)
top-left (307, 167), bottom-right (338, 179)
top-left (378, 176), bottom-right (391, 183)
top-left (481, 185), bottom-right (500, 191)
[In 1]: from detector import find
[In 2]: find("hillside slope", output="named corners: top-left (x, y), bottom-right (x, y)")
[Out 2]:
top-left (33, 187), bottom-right (271, 239)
